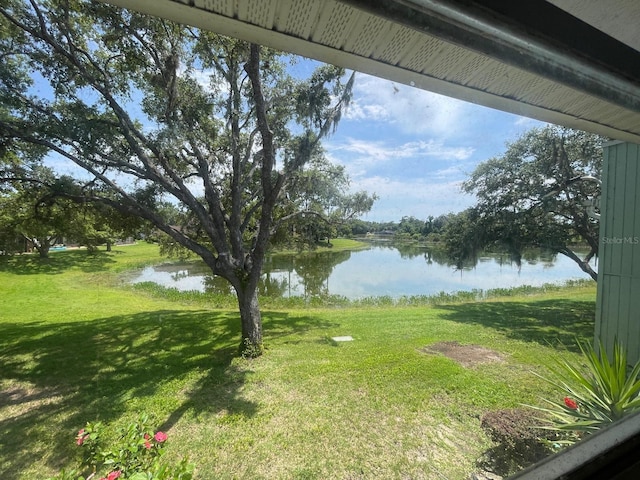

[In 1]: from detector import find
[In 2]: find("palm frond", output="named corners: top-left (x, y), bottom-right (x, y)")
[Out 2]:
top-left (527, 338), bottom-right (640, 446)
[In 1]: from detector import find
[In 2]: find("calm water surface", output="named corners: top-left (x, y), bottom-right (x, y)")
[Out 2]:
top-left (130, 243), bottom-right (594, 299)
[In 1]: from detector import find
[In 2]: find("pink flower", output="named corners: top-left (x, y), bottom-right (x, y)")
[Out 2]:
top-left (76, 428), bottom-right (87, 446)
top-left (144, 440), bottom-right (152, 449)
top-left (564, 397), bottom-right (578, 410)
top-left (107, 471), bottom-right (121, 480)
top-left (144, 433), bottom-right (151, 440)
top-left (154, 431), bottom-right (168, 443)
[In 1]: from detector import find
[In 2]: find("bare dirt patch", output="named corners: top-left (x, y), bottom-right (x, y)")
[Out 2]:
top-left (420, 341), bottom-right (506, 368)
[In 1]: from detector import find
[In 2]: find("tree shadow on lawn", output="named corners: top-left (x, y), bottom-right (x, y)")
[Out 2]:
top-left (0, 249), bottom-right (117, 275)
top-left (0, 308), bottom-right (332, 478)
top-left (264, 310), bottom-right (339, 340)
top-left (436, 298), bottom-right (595, 352)
top-left (156, 310), bottom-right (340, 434)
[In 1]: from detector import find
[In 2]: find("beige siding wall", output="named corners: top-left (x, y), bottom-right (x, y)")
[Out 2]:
top-left (596, 142), bottom-right (640, 362)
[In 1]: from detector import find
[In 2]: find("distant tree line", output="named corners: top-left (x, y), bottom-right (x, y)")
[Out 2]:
top-left (341, 215), bottom-right (454, 243)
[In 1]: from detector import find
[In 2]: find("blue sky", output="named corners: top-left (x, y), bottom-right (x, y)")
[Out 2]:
top-left (324, 72), bottom-right (546, 222)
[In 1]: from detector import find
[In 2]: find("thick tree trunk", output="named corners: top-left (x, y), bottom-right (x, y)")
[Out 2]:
top-left (236, 285), bottom-right (264, 358)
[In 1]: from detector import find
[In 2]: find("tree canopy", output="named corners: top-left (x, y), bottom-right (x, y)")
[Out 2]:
top-left (0, 0), bottom-right (374, 355)
top-left (443, 126), bottom-right (604, 280)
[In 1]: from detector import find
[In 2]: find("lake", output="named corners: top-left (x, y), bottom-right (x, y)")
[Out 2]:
top-left (129, 242), bottom-right (595, 299)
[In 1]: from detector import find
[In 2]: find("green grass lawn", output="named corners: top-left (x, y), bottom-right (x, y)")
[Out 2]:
top-left (0, 243), bottom-right (597, 479)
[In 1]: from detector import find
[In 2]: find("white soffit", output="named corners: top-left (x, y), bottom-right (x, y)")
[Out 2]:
top-left (101, 0), bottom-right (640, 143)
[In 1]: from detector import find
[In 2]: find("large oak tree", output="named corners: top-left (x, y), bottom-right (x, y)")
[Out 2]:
top-left (0, 0), bottom-right (368, 355)
top-left (444, 126), bottom-right (603, 280)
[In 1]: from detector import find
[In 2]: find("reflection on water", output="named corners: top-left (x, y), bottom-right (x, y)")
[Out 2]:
top-left (130, 243), bottom-right (593, 299)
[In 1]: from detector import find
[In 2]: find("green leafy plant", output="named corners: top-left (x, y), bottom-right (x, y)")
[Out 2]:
top-left (48, 414), bottom-right (194, 479)
top-left (532, 339), bottom-right (640, 445)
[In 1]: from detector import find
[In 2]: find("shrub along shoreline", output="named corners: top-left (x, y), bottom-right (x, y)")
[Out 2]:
top-left (0, 242), bottom-right (597, 479)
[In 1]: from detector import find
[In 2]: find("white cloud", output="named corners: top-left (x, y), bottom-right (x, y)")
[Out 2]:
top-left (353, 176), bottom-right (475, 220)
top-left (328, 137), bottom-right (473, 167)
top-left (345, 102), bottom-right (388, 122)
top-left (432, 164), bottom-right (469, 180)
top-left (345, 74), bottom-right (472, 137)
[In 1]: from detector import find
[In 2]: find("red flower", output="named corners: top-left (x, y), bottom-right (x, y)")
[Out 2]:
top-left (564, 397), bottom-right (578, 410)
top-left (144, 433), bottom-right (151, 440)
top-left (106, 471), bottom-right (121, 480)
top-left (154, 431), bottom-right (168, 443)
top-left (144, 440), bottom-right (152, 449)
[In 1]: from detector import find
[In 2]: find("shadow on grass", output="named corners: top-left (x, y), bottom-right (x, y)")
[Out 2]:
top-left (0, 310), bottom-right (238, 477)
top-left (0, 249), bottom-right (117, 275)
top-left (156, 310), bottom-right (340, 434)
top-left (436, 298), bottom-right (595, 351)
top-left (0, 308), bottom-right (333, 478)
top-left (264, 310), bottom-right (339, 340)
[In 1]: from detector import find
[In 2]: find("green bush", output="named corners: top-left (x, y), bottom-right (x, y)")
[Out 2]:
top-left (48, 414), bottom-right (194, 479)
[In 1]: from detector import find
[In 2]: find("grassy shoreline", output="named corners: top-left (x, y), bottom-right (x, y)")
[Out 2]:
top-left (269, 237), bottom-right (370, 256)
top-left (0, 243), bottom-right (596, 479)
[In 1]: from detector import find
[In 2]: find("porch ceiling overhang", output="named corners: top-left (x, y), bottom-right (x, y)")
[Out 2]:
top-left (101, 0), bottom-right (640, 143)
